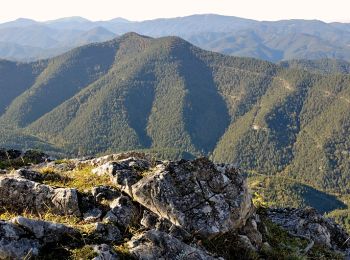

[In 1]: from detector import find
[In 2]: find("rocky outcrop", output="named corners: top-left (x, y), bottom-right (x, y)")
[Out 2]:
top-left (267, 207), bottom-right (350, 250)
top-left (128, 229), bottom-right (216, 260)
top-left (0, 176), bottom-right (80, 216)
top-left (0, 151), bottom-right (349, 259)
top-left (0, 217), bottom-right (79, 259)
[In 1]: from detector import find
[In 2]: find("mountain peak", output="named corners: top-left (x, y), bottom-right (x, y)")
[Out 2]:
top-left (46, 16), bottom-right (92, 24)
top-left (14, 18), bottom-right (37, 23)
top-left (117, 32), bottom-right (152, 41)
top-left (108, 17), bottom-right (131, 23)
top-left (0, 18), bottom-right (38, 28)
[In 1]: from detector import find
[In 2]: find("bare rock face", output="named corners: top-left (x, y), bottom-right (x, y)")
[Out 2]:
top-left (267, 207), bottom-right (350, 249)
top-left (127, 158), bottom-right (254, 238)
top-left (128, 229), bottom-right (216, 260)
top-left (0, 177), bottom-right (80, 216)
top-left (0, 220), bottom-right (40, 259)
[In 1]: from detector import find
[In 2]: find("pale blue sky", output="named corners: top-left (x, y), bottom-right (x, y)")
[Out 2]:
top-left (0, 0), bottom-right (349, 23)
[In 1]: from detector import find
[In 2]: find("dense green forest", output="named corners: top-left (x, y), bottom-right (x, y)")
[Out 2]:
top-left (1, 33), bottom-right (350, 226)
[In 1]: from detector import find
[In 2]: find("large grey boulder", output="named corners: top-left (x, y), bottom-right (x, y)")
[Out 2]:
top-left (0, 176), bottom-right (80, 216)
top-left (0, 220), bottom-right (40, 259)
top-left (125, 158), bottom-right (254, 238)
top-left (128, 229), bottom-right (216, 260)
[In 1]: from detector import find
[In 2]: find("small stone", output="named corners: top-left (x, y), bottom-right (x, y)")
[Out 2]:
top-left (240, 217), bottom-right (262, 248)
top-left (93, 223), bottom-right (122, 243)
top-left (91, 186), bottom-right (120, 202)
top-left (83, 208), bottom-right (103, 223)
top-left (93, 244), bottom-right (119, 260)
top-left (103, 196), bottom-right (137, 228)
top-left (141, 210), bottom-right (158, 229)
top-left (236, 235), bottom-right (256, 251)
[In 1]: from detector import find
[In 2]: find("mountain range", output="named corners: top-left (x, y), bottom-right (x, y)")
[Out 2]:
top-left (1, 32), bottom-right (350, 200)
top-left (1, 14), bottom-right (350, 62)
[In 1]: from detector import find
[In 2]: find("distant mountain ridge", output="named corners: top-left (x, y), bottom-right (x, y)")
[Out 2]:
top-left (1, 14), bottom-right (350, 62)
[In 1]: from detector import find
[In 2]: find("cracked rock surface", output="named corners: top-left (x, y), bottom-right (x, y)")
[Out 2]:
top-left (127, 158), bottom-right (253, 237)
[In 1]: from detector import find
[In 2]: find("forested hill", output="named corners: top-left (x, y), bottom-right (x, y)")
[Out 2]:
top-left (0, 33), bottom-right (350, 195)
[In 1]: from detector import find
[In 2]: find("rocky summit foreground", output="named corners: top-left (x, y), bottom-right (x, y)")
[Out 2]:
top-left (0, 150), bottom-right (349, 259)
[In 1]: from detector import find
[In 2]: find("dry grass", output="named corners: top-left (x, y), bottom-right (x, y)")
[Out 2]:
top-left (38, 166), bottom-right (113, 192)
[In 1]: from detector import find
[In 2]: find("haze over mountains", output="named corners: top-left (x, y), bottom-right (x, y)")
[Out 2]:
top-left (1, 14), bottom-right (350, 62)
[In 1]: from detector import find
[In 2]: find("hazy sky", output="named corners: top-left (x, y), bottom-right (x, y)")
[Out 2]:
top-left (0, 0), bottom-right (349, 23)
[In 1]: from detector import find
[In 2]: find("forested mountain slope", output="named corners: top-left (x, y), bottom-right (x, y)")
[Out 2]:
top-left (280, 59), bottom-right (350, 74)
top-left (0, 33), bottom-right (350, 196)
